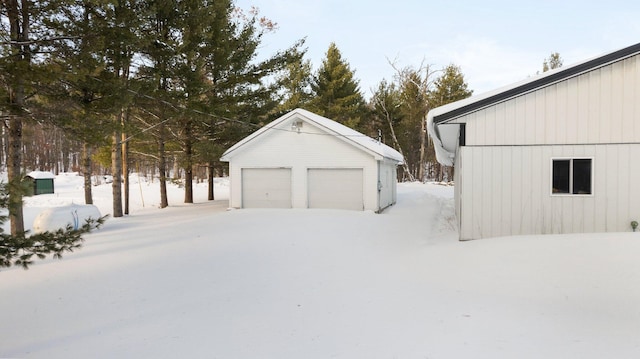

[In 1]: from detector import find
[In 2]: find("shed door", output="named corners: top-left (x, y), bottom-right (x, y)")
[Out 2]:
top-left (308, 168), bottom-right (363, 210)
top-left (242, 168), bottom-right (292, 208)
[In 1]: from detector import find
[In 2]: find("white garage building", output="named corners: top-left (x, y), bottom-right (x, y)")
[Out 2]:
top-left (221, 108), bottom-right (404, 212)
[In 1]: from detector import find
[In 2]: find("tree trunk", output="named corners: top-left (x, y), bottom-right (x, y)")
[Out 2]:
top-left (5, 0), bottom-right (31, 235)
top-left (183, 120), bottom-right (193, 204)
top-left (158, 124), bottom-right (168, 208)
top-left (1, 125), bottom-right (7, 172)
top-left (184, 140), bottom-right (193, 203)
top-left (207, 162), bottom-right (214, 200)
top-left (418, 115), bottom-right (427, 182)
top-left (111, 126), bottom-right (123, 217)
top-left (82, 143), bottom-right (93, 204)
top-left (122, 132), bottom-right (129, 215)
top-left (7, 117), bottom-right (24, 235)
top-left (61, 133), bottom-right (70, 173)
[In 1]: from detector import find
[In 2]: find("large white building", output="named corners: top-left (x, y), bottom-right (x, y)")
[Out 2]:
top-left (221, 108), bottom-right (403, 212)
top-left (427, 42), bottom-right (640, 240)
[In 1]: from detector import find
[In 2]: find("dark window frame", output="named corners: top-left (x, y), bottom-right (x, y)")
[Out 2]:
top-left (551, 157), bottom-right (593, 196)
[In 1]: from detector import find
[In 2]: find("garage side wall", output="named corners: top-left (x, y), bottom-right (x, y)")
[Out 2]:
top-left (227, 120), bottom-right (380, 210)
top-left (458, 144), bottom-right (640, 240)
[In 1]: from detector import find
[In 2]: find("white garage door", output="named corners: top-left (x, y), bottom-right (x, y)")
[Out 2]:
top-left (308, 168), bottom-right (364, 210)
top-left (242, 168), bottom-right (292, 208)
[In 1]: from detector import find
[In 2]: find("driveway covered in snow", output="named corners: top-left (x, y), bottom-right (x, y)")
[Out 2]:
top-left (2, 181), bottom-right (640, 358)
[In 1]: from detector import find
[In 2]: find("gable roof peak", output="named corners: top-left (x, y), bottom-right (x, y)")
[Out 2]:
top-left (221, 109), bottom-right (404, 163)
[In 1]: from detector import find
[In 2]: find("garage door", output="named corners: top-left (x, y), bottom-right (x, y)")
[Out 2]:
top-left (308, 168), bottom-right (363, 210)
top-left (242, 168), bottom-right (292, 208)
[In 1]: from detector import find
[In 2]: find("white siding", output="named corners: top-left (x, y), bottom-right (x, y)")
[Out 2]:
top-left (452, 53), bottom-right (640, 239)
top-left (461, 55), bottom-right (640, 147)
top-left (458, 144), bottom-right (640, 240)
top-left (227, 118), bottom-right (382, 211)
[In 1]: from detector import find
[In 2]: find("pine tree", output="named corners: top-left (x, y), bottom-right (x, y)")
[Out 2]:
top-left (135, 1), bottom-right (305, 203)
top-left (39, 0), bottom-right (119, 206)
top-left (430, 64), bottom-right (473, 107)
top-left (136, 0), bottom-right (181, 208)
top-left (369, 80), bottom-right (414, 179)
top-left (310, 42), bottom-right (366, 129)
top-left (398, 69), bottom-right (431, 180)
top-left (428, 64), bottom-right (472, 181)
top-left (101, 0), bottom-right (142, 217)
top-left (276, 46), bottom-right (313, 114)
top-left (0, 0), bottom-right (57, 234)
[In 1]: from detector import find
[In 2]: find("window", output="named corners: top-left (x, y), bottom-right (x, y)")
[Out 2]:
top-left (552, 158), bottom-right (592, 195)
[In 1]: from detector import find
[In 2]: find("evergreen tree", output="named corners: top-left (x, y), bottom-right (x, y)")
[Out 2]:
top-left (398, 69), bottom-right (430, 180)
top-left (101, 0), bottom-right (143, 217)
top-left (543, 52), bottom-right (563, 72)
top-left (40, 0), bottom-right (119, 206)
top-left (430, 64), bottom-right (473, 107)
top-left (0, 0), bottom-right (57, 234)
top-left (428, 64), bottom-right (472, 181)
top-left (135, 1), bottom-right (304, 203)
top-left (310, 42), bottom-right (365, 129)
top-left (369, 80), bottom-right (414, 179)
top-left (136, 0), bottom-right (181, 208)
top-left (275, 46), bottom-right (313, 115)
top-left (195, 3), bottom-right (304, 200)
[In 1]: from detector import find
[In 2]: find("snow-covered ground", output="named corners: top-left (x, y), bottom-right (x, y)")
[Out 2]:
top-left (2, 174), bottom-right (640, 358)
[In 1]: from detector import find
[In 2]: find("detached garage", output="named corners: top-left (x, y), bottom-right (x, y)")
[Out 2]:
top-left (220, 108), bottom-right (404, 212)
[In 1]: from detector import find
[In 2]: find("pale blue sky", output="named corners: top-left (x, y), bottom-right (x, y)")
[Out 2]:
top-left (236, 0), bottom-right (640, 96)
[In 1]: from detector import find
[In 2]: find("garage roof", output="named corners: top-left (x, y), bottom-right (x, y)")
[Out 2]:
top-left (221, 108), bottom-right (404, 163)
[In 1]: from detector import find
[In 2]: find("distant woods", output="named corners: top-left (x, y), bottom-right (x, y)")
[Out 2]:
top-left (543, 52), bottom-right (563, 72)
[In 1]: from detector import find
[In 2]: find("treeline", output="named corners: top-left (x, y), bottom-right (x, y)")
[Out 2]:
top-left (0, 0), bottom-right (472, 233)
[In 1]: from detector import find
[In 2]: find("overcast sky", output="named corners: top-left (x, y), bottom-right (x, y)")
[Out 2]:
top-left (235, 0), bottom-right (640, 97)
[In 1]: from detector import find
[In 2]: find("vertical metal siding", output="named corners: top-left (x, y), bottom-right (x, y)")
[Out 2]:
top-left (453, 54), bottom-right (640, 239)
top-left (459, 144), bottom-right (640, 239)
top-left (463, 55), bottom-right (640, 147)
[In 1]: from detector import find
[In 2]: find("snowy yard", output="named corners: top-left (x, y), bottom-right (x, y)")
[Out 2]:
top-left (1, 175), bottom-right (640, 358)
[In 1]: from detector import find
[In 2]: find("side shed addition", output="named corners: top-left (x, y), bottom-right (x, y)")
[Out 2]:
top-left (220, 108), bottom-right (404, 212)
top-left (427, 42), bottom-right (640, 240)
top-left (26, 171), bottom-right (55, 195)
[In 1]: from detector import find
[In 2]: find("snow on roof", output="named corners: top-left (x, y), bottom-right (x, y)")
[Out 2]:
top-left (221, 108), bottom-right (404, 163)
top-left (427, 42), bottom-right (640, 166)
top-left (27, 171), bottom-right (56, 179)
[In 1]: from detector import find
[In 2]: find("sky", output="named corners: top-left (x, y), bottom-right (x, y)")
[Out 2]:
top-left (235, 0), bottom-right (640, 97)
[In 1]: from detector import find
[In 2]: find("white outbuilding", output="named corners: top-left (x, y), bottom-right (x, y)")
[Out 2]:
top-left (221, 108), bottom-right (404, 212)
top-left (427, 42), bottom-right (640, 240)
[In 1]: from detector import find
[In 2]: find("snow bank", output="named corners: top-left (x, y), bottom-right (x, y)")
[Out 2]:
top-left (32, 204), bottom-right (102, 233)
